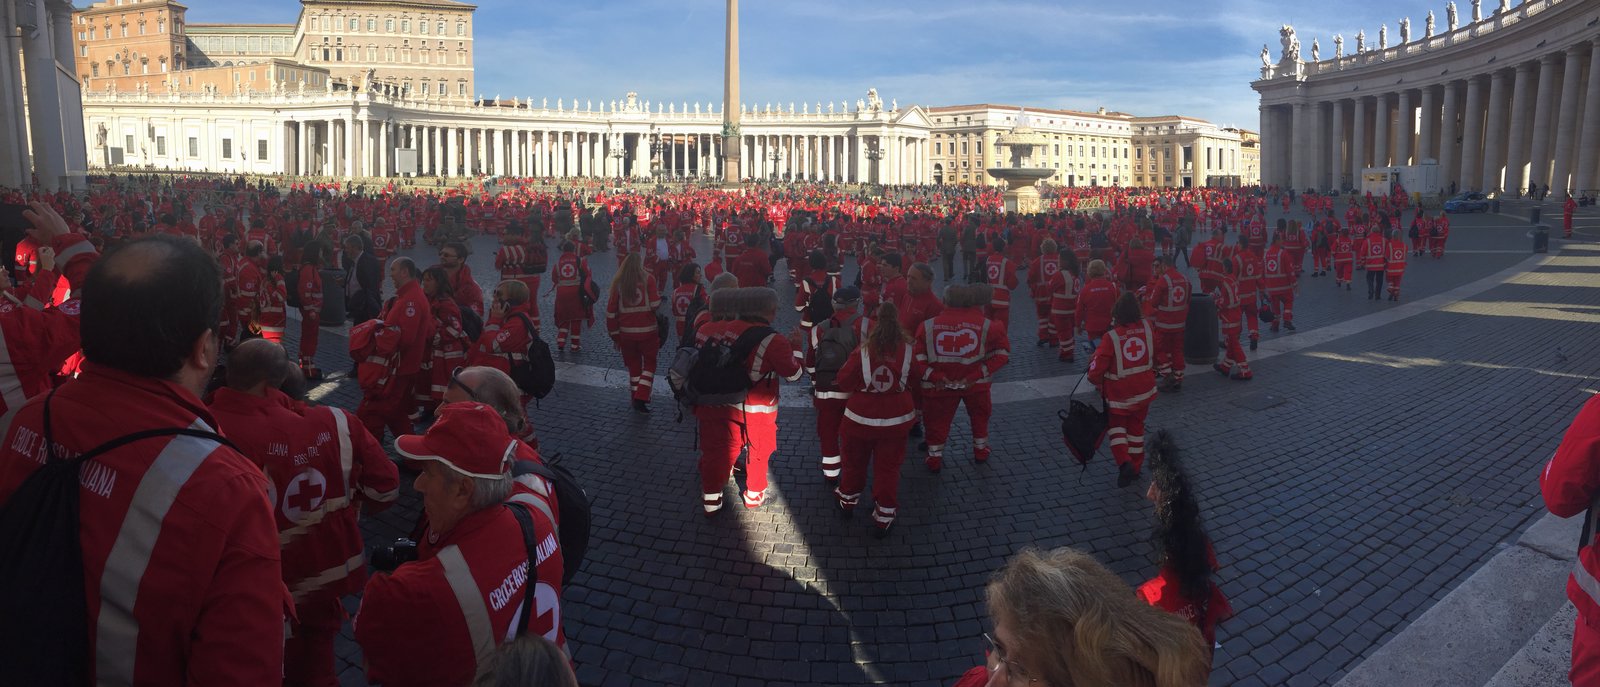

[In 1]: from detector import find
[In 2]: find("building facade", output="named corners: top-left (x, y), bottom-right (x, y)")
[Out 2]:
top-left (73, 0), bottom-right (188, 87)
top-left (1253, 0), bottom-right (1600, 195)
top-left (1129, 116), bottom-right (1246, 188)
top-left (926, 104), bottom-right (1135, 187)
top-left (293, 0), bottom-right (476, 99)
top-left (81, 88), bottom-right (934, 183)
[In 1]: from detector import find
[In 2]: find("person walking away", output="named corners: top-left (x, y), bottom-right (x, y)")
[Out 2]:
top-left (297, 240), bottom-right (327, 379)
top-left (914, 285), bottom-right (1010, 473)
top-left (552, 241), bottom-right (592, 352)
top-left (1566, 194), bottom-right (1579, 239)
top-left (1235, 244), bottom-right (1264, 350)
top-left (466, 280), bottom-right (537, 407)
top-left (1142, 254), bottom-right (1190, 392)
top-left (1211, 259), bottom-right (1252, 380)
top-left (1047, 250), bottom-right (1082, 362)
top-left (1361, 225), bottom-right (1388, 300)
top-left (834, 301), bottom-right (924, 538)
top-left (1263, 234), bottom-right (1298, 330)
top-left (1075, 260), bottom-right (1120, 354)
top-left (1087, 292), bottom-right (1157, 487)
top-left (1028, 240), bottom-right (1063, 347)
top-left (606, 252), bottom-right (662, 413)
top-left (807, 286), bottom-right (871, 484)
top-left (983, 237), bottom-right (1020, 327)
top-left (418, 267), bottom-right (470, 417)
top-left (1332, 228), bottom-right (1355, 292)
top-left (1384, 229), bottom-right (1408, 301)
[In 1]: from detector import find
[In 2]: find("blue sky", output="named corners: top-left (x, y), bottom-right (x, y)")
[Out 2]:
top-left (191, 0), bottom-right (1449, 130)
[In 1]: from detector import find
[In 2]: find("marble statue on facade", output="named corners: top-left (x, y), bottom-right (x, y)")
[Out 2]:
top-left (96, 123), bottom-right (107, 148)
top-left (1356, 29), bottom-right (1366, 53)
top-left (866, 88), bottom-right (883, 113)
top-left (1311, 38), bottom-right (1320, 61)
top-left (1379, 24), bottom-right (1388, 49)
top-left (1498, 0), bottom-right (1510, 14)
top-left (1447, 2), bottom-right (1459, 29)
top-left (625, 92), bottom-right (638, 111)
top-left (1279, 25), bottom-right (1301, 63)
top-left (828, 102), bottom-right (835, 114)
top-left (694, 102), bottom-right (701, 114)
top-left (1426, 11), bottom-right (1436, 37)
top-left (1400, 17), bottom-right (1410, 44)
top-left (669, 102), bottom-right (675, 114)
top-left (1334, 34), bottom-right (1345, 58)
top-left (1472, 0), bottom-right (1482, 22)
top-left (557, 98), bottom-right (563, 111)
top-left (891, 99), bottom-right (898, 112)
top-left (856, 98), bottom-right (864, 112)
top-left (789, 102), bottom-right (795, 113)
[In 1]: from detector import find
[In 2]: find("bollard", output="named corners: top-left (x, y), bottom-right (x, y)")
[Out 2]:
top-left (1533, 225), bottom-right (1550, 254)
top-left (319, 267), bottom-right (347, 326)
top-left (1183, 291), bottom-right (1219, 366)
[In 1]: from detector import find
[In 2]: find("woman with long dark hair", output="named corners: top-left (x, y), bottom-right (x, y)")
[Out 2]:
top-left (1138, 431), bottom-right (1233, 667)
top-left (833, 301), bottom-right (923, 538)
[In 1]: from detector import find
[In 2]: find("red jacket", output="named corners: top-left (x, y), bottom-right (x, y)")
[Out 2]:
top-left (1541, 396), bottom-right (1600, 624)
top-left (1143, 268), bottom-right (1190, 332)
top-left (1385, 239), bottom-right (1408, 276)
top-left (1028, 255), bottom-right (1061, 299)
top-left (235, 259), bottom-right (263, 321)
top-left (1075, 277), bottom-right (1120, 337)
top-left (1361, 235), bottom-right (1388, 270)
top-left (1263, 246), bottom-right (1293, 294)
top-left (297, 264), bottom-right (324, 316)
top-left (604, 274), bottom-right (660, 341)
top-left (379, 279), bottom-right (435, 375)
top-left (0, 234), bottom-right (98, 412)
top-left (1332, 236), bottom-right (1356, 267)
top-left (692, 319), bottom-right (803, 417)
top-left (671, 283), bottom-right (707, 337)
top-left (258, 272), bottom-right (288, 339)
top-left (552, 252), bottom-right (591, 324)
top-left (1088, 320), bottom-right (1157, 413)
top-left (1190, 238), bottom-right (1223, 284)
top-left (1236, 248), bottom-right (1264, 299)
top-left (468, 303), bottom-right (537, 374)
top-left (0, 364), bottom-right (286, 685)
top-left (1138, 561), bottom-right (1234, 646)
top-left (444, 265), bottom-right (485, 319)
top-left (836, 342), bottom-right (923, 437)
top-left (895, 288), bottom-right (945, 334)
top-left (356, 483), bottom-right (565, 687)
top-left (913, 306), bottom-right (1010, 397)
top-left (731, 248), bottom-right (771, 287)
top-left (984, 254), bottom-right (1020, 307)
top-left (1213, 275), bottom-right (1242, 330)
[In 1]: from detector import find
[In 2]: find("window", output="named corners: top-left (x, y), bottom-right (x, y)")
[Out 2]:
top-left (188, 137), bottom-right (199, 157)
top-left (385, 18), bottom-right (394, 32)
top-left (125, 134), bottom-right (134, 151)
top-left (437, 21), bottom-right (445, 34)
top-left (934, 142), bottom-right (941, 155)
top-left (155, 136), bottom-right (165, 155)
top-left (400, 49), bottom-right (409, 63)
top-left (141, 61), bottom-right (148, 74)
top-left (139, 22), bottom-right (146, 35)
top-left (401, 20), bottom-right (410, 33)
top-left (121, 25), bottom-right (127, 37)
top-left (89, 27), bottom-right (96, 40)
top-left (458, 82), bottom-right (466, 95)
top-left (80, 45), bottom-right (87, 57)
top-left (420, 20), bottom-right (428, 34)
top-left (367, 46), bottom-right (376, 61)
top-left (122, 62), bottom-right (130, 75)
top-left (960, 141), bottom-right (968, 155)
top-left (221, 139), bottom-right (232, 159)
top-left (309, 17), bottom-right (318, 31)
top-left (420, 49), bottom-right (429, 64)
top-left (456, 49), bottom-right (465, 64)
top-left (976, 141), bottom-right (983, 155)
top-left (385, 47), bottom-right (395, 61)
top-left (335, 49), bottom-right (342, 60)
top-left (367, 18), bottom-right (376, 31)
top-left (456, 22), bottom-right (465, 36)
top-left (349, 18), bottom-right (357, 31)
top-left (257, 140), bottom-right (268, 160)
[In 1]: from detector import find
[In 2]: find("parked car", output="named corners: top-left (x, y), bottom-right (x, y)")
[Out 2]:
top-left (1443, 192), bottom-right (1490, 213)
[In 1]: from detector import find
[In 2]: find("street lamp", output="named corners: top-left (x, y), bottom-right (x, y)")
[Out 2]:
top-left (865, 144), bottom-right (884, 186)
top-left (649, 128), bottom-right (667, 177)
top-left (609, 145), bottom-right (625, 179)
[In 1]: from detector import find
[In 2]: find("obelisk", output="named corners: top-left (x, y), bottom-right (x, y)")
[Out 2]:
top-left (721, 0), bottom-right (742, 184)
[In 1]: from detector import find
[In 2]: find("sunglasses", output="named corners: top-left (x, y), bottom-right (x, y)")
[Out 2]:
top-left (448, 367), bottom-right (481, 402)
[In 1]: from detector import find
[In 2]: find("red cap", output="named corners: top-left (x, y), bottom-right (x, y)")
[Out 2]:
top-left (395, 402), bottom-right (515, 479)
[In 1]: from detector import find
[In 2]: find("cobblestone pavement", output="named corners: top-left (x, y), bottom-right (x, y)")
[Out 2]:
top-left (274, 201), bottom-right (1592, 686)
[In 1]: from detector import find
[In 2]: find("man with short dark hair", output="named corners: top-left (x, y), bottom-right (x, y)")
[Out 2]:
top-left (344, 234), bottom-right (382, 323)
top-left (0, 234), bottom-right (285, 685)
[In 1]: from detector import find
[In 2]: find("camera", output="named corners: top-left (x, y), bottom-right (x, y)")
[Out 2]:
top-left (369, 538), bottom-right (419, 573)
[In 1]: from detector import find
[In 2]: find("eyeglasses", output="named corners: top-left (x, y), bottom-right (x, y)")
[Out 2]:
top-left (983, 633), bottom-right (1040, 686)
top-left (448, 367), bottom-right (481, 402)
top-left (438, 252), bottom-right (459, 260)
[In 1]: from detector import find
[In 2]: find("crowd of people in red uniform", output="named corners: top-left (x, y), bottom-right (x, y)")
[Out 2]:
top-left (0, 171), bottom-right (1489, 685)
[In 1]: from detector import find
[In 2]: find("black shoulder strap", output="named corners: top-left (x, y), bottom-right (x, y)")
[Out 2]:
top-left (43, 388), bottom-right (236, 465)
top-left (730, 325), bottom-right (776, 359)
top-left (505, 501), bottom-right (541, 637)
top-left (511, 311), bottom-right (537, 335)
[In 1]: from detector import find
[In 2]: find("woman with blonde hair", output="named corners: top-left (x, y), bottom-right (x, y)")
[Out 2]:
top-left (832, 301), bottom-right (923, 538)
top-left (953, 547), bottom-right (1209, 687)
top-left (1074, 258), bottom-right (1121, 353)
top-left (605, 252), bottom-right (662, 413)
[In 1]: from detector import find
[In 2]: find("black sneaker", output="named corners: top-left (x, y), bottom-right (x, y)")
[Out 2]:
top-left (909, 422), bottom-right (923, 438)
top-left (873, 522), bottom-right (894, 539)
top-left (632, 400), bottom-right (652, 414)
top-left (917, 441), bottom-right (928, 452)
top-left (1249, 337), bottom-right (1259, 351)
top-left (1284, 321), bottom-right (1296, 331)
top-left (1117, 462), bottom-right (1137, 488)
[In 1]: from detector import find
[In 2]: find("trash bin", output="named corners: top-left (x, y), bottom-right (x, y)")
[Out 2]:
top-left (1529, 207), bottom-right (1542, 224)
top-left (1183, 291), bottom-right (1219, 367)
top-left (319, 267), bottom-right (347, 326)
top-left (1491, 199), bottom-right (1502, 214)
top-left (1533, 225), bottom-right (1550, 254)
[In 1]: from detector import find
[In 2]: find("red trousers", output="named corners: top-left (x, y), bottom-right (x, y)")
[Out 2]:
top-left (1034, 300), bottom-right (1053, 341)
top-left (518, 276), bottom-right (543, 329)
top-left (1312, 249), bottom-right (1330, 272)
top-left (1410, 237), bottom-right (1426, 253)
top-left (615, 335), bottom-right (659, 402)
top-left (1107, 408), bottom-right (1149, 472)
top-left (284, 593), bottom-right (344, 687)
top-left (1219, 324), bottom-right (1249, 374)
top-left (1240, 298), bottom-right (1260, 340)
top-left (1386, 272), bottom-right (1404, 297)
top-left (556, 320), bottom-right (584, 350)
top-left (1266, 290), bottom-right (1294, 325)
top-left (1575, 614), bottom-right (1600, 686)
top-left (837, 427), bottom-right (909, 527)
top-left (813, 396), bottom-right (847, 480)
top-left (923, 391), bottom-right (993, 458)
top-left (299, 311), bottom-right (320, 365)
top-left (984, 304), bottom-right (1010, 327)
top-left (357, 373), bottom-right (418, 440)
top-left (1153, 328), bottom-right (1185, 380)
top-left (1051, 313), bottom-right (1076, 360)
top-left (698, 410), bottom-right (778, 506)
top-left (1334, 261), bottom-right (1353, 284)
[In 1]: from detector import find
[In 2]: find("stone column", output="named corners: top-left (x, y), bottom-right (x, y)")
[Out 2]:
top-left (1372, 93), bottom-right (1390, 168)
top-left (1419, 86), bottom-right (1438, 163)
top-left (1351, 97), bottom-right (1367, 185)
top-left (1439, 82), bottom-right (1461, 185)
top-left (1461, 76), bottom-right (1486, 190)
top-left (1577, 40), bottom-right (1600, 194)
top-left (1482, 69), bottom-right (1511, 193)
top-left (445, 127), bottom-right (456, 177)
top-left (376, 122), bottom-right (388, 177)
top-left (1551, 46), bottom-right (1589, 193)
top-left (492, 129), bottom-right (503, 176)
top-left (1289, 103), bottom-right (1307, 189)
top-left (1395, 90), bottom-right (1413, 166)
top-left (1504, 61), bottom-right (1537, 193)
top-left (1330, 100), bottom-right (1347, 190)
top-left (342, 117), bottom-right (353, 177)
top-left (1527, 54), bottom-right (1561, 189)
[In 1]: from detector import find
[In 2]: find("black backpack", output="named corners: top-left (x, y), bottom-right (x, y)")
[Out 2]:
top-left (526, 241), bottom-right (549, 275)
top-left (677, 289), bottom-right (708, 351)
top-left (682, 326), bottom-right (775, 406)
top-left (811, 314), bottom-right (862, 390)
top-left (509, 454), bottom-right (590, 586)
top-left (0, 391), bottom-right (235, 686)
top-left (804, 278), bottom-right (834, 325)
top-left (459, 308), bottom-right (485, 343)
top-left (507, 313), bottom-right (556, 399)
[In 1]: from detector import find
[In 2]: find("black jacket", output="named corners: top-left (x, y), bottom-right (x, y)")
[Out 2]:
top-left (344, 250), bottom-right (382, 322)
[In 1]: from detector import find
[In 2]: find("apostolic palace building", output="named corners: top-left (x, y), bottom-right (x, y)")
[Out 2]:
top-left (6, 0), bottom-right (1271, 191)
top-left (1253, 0), bottom-right (1600, 196)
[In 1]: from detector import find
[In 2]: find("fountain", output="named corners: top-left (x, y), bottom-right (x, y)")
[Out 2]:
top-left (986, 111), bottom-right (1055, 214)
